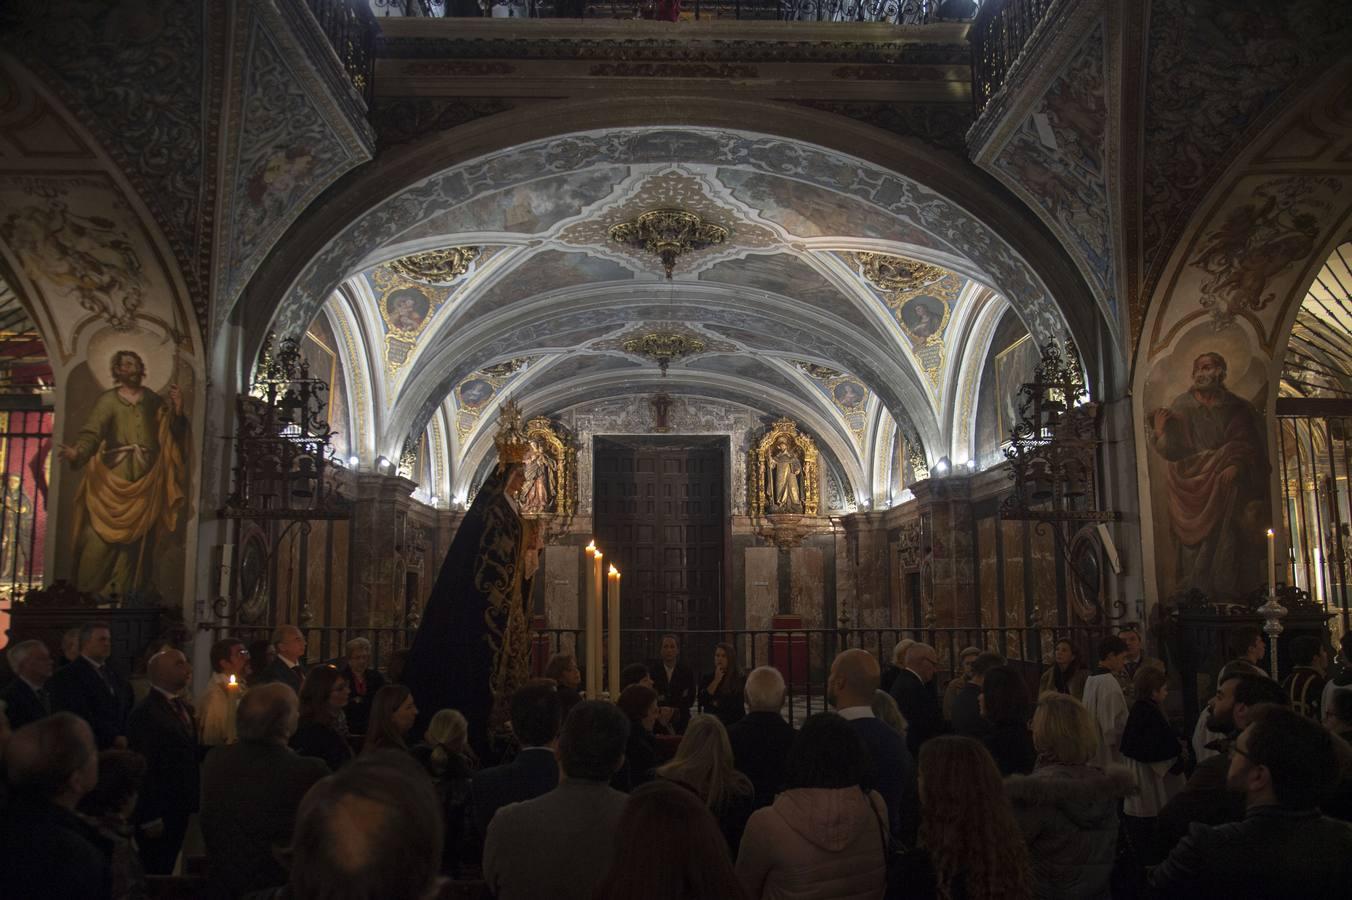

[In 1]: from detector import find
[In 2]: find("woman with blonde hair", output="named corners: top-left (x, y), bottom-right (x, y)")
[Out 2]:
top-left (1004, 692), bottom-right (1134, 899)
top-left (657, 713), bottom-right (754, 855)
top-left (413, 708), bottom-right (477, 874)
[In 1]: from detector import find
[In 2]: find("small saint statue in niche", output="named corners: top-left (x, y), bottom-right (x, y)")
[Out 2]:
top-left (769, 437), bottom-right (805, 514)
top-left (519, 440), bottom-right (556, 514)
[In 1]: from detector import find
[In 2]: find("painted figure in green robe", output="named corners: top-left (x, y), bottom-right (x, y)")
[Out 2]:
top-left (60, 350), bottom-right (188, 600)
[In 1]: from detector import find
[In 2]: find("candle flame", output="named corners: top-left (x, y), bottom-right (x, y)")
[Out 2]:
top-left (1266, 529), bottom-right (1274, 537)
top-left (594, 551), bottom-right (603, 560)
top-left (228, 674), bottom-right (237, 685)
top-left (609, 564), bottom-right (619, 577)
top-left (586, 540), bottom-right (596, 554)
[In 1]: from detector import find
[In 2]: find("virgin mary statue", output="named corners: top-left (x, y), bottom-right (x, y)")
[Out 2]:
top-left (402, 402), bottom-right (540, 755)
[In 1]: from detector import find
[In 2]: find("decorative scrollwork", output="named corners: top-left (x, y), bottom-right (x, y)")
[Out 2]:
top-left (622, 331), bottom-right (707, 375)
top-left (856, 252), bottom-right (947, 293)
top-left (748, 418), bottom-right (820, 518)
top-left (608, 209), bottom-right (729, 279)
top-left (386, 246), bottom-right (480, 284)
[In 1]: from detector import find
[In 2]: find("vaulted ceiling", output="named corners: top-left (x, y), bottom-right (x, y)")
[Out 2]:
top-left (299, 129), bottom-right (1066, 506)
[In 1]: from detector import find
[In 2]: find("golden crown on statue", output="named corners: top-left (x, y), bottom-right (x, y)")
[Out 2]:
top-left (494, 398), bottom-right (533, 464)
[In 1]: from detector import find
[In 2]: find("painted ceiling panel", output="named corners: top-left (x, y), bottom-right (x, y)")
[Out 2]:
top-left (456, 249), bottom-right (635, 326)
top-left (395, 166), bottom-right (630, 241)
top-left (699, 253), bottom-right (881, 336)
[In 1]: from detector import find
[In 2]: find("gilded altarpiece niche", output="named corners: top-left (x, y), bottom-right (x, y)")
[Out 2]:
top-left (748, 419), bottom-right (820, 518)
top-left (517, 416), bottom-right (577, 529)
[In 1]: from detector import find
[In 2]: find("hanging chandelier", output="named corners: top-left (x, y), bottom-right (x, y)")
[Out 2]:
top-left (608, 209), bottom-right (729, 279)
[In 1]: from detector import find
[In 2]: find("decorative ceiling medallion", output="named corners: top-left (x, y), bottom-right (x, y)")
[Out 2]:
top-left (481, 358), bottom-right (527, 378)
top-left (387, 246), bottom-right (481, 284)
top-left (622, 331), bottom-right (707, 375)
top-left (855, 252), bottom-right (947, 293)
top-left (608, 209), bottom-right (729, 279)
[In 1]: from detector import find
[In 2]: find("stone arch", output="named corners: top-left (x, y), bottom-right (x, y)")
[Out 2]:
top-left (234, 97), bottom-right (1114, 472)
top-left (1132, 61), bottom-right (1352, 609)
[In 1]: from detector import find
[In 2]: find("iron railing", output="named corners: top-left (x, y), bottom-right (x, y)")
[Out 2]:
top-left (400, 0), bottom-right (971, 21)
top-left (213, 621), bottom-right (1108, 725)
top-left (969, 0), bottom-right (1053, 115)
top-left (305, 0), bottom-right (380, 106)
top-left (1277, 401), bottom-right (1352, 635)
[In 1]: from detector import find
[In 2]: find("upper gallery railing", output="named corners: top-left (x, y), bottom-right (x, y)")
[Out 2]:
top-left (305, 0), bottom-right (381, 106)
top-left (372, 0), bottom-right (979, 23)
top-left (969, 0), bottom-right (1053, 114)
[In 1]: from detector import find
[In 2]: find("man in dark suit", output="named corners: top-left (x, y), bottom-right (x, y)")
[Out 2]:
top-left (649, 633), bottom-right (696, 733)
top-left (126, 649), bottom-right (200, 874)
top-left (49, 621), bottom-right (134, 749)
top-left (483, 701), bottom-right (630, 900)
top-left (252, 624), bottom-right (307, 692)
top-left (728, 665), bottom-right (796, 809)
top-left (2, 638), bottom-right (55, 729)
top-left (0, 714), bottom-right (111, 898)
top-left (201, 682), bottom-right (328, 899)
top-left (829, 648), bottom-right (917, 842)
top-left (472, 680), bottom-right (562, 836)
top-left (889, 641), bottom-right (945, 756)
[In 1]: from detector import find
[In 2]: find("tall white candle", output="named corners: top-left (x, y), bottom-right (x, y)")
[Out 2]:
top-left (591, 550), bottom-right (604, 698)
top-left (584, 542), bottom-right (598, 697)
top-left (607, 565), bottom-right (622, 700)
top-left (1266, 528), bottom-right (1276, 597)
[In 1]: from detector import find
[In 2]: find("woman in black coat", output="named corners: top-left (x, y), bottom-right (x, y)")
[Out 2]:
top-left (290, 665), bottom-right (355, 771)
top-left (1120, 665), bottom-right (1185, 865)
top-left (980, 666), bottom-right (1036, 776)
top-left (697, 642), bottom-right (746, 728)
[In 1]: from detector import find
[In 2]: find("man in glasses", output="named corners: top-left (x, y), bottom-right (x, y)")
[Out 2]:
top-left (1150, 704), bottom-right (1352, 896)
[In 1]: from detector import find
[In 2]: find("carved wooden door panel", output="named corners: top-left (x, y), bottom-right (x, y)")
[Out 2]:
top-left (593, 436), bottom-right (727, 664)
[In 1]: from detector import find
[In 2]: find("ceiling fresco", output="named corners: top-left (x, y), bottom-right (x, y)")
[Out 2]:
top-left (290, 129), bottom-right (1090, 504)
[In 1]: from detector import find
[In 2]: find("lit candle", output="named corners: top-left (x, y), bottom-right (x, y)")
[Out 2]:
top-left (591, 550), bottom-right (604, 698)
top-left (1266, 528), bottom-right (1276, 598)
top-left (607, 565), bottom-right (622, 700)
top-left (225, 674), bottom-right (241, 744)
top-left (584, 542), bottom-right (597, 697)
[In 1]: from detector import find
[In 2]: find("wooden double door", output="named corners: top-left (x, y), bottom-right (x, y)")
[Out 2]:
top-left (592, 436), bottom-right (728, 664)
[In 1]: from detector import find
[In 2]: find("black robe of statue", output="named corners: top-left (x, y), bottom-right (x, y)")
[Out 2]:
top-left (402, 464), bottom-right (531, 756)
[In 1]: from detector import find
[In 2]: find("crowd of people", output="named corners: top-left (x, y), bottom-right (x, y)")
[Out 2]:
top-left (2, 621), bottom-right (1352, 899)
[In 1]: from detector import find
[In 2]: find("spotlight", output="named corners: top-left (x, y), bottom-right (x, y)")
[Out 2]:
top-left (967, 459), bottom-right (977, 472)
top-left (348, 455), bottom-right (359, 467)
top-left (934, 457), bottom-right (950, 475)
top-left (376, 456), bottom-right (391, 471)
top-left (429, 494), bottom-right (439, 506)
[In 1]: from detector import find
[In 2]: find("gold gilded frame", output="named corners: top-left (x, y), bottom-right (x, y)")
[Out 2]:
top-left (748, 417), bottom-right (820, 517)
top-left (522, 416), bottom-right (577, 519)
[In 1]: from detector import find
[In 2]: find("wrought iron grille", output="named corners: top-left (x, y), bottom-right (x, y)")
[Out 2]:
top-left (1277, 401), bottom-right (1352, 635)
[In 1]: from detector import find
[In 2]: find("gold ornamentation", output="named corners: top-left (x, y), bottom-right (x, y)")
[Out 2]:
top-left (622, 331), bottom-right (706, 375)
top-left (608, 209), bottom-right (729, 279)
top-left (519, 416), bottom-right (577, 520)
top-left (794, 361), bottom-right (844, 380)
top-left (387, 246), bottom-right (481, 285)
top-left (856, 252), bottom-right (947, 292)
top-left (748, 418), bottom-right (820, 517)
top-left (494, 398), bottom-right (532, 464)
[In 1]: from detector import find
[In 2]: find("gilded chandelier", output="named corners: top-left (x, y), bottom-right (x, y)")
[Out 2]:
top-left (608, 209), bottom-right (729, 279)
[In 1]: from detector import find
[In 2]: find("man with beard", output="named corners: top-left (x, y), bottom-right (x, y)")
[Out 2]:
top-left (59, 351), bottom-right (188, 598)
top-left (1150, 705), bottom-right (1352, 897)
top-left (1148, 352), bottom-right (1268, 600)
top-left (1155, 672), bottom-right (1287, 857)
